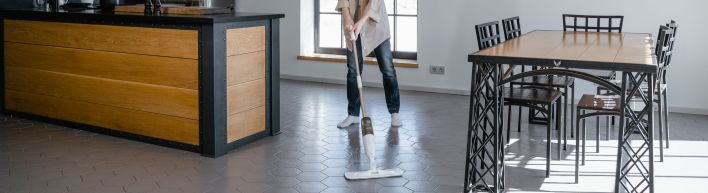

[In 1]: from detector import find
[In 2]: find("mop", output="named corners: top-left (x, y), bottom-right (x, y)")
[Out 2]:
top-left (344, 33), bottom-right (403, 180)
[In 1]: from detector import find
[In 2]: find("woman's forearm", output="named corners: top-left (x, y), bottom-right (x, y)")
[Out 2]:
top-left (342, 9), bottom-right (354, 24)
top-left (342, 8), bottom-right (351, 20)
top-left (342, 8), bottom-right (355, 40)
top-left (343, 7), bottom-right (369, 24)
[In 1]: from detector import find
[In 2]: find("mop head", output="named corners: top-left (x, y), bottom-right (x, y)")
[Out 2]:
top-left (344, 168), bottom-right (403, 180)
top-left (344, 117), bottom-right (403, 180)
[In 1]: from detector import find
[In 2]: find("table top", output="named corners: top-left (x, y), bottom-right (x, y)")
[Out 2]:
top-left (469, 30), bottom-right (657, 73)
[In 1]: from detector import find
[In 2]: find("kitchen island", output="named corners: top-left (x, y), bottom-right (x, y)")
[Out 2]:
top-left (0, 8), bottom-right (283, 158)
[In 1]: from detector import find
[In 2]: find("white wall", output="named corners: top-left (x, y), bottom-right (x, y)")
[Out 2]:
top-left (236, 0), bottom-right (708, 114)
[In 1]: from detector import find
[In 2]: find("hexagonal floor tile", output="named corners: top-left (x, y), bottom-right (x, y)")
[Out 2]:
top-left (101, 175), bottom-right (137, 187)
top-left (377, 186), bottom-right (413, 193)
top-left (156, 176), bottom-right (191, 189)
top-left (295, 172), bottom-right (327, 182)
top-left (271, 168), bottom-right (302, 177)
top-left (298, 163), bottom-right (327, 172)
top-left (236, 182), bottom-right (271, 193)
top-left (404, 180), bottom-right (439, 192)
top-left (124, 180), bottom-right (159, 193)
top-left (294, 181), bottom-right (326, 192)
top-left (321, 187), bottom-right (356, 193)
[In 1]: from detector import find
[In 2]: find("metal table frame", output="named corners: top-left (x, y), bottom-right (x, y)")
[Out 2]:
top-left (465, 31), bottom-right (658, 193)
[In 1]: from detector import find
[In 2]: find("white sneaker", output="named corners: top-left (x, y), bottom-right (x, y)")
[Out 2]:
top-left (391, 113), bottom-right (403, 127)
top-left (337, 115), bottom-right (360, 128)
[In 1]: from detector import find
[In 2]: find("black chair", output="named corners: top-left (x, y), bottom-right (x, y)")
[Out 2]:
top-left (562, 14), bottom-right (624, 32)
top-left (574, 24), bottom-right (675, 183)
top-left (503, 16), bottom-right (575, 151)
top-left (589, 20), bottom-right (676, 161)
top-left (657, 21), bottom-right (677, 155)
top-left (653, 21), bottom-right (677, 162)
top-left (502, 16), bottom-right (522, 40)
top-left (563, 14), bottom-right (625, 145)
top-left (476, 20), bottom-right (563, 178)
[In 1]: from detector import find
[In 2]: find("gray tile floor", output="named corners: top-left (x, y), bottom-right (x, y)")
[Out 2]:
top-left (2, 79), bottom-right (708, 193)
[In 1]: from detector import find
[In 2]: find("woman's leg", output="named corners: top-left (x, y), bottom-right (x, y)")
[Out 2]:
top-left (372, 39), bottom-right (400, 115)
top-left (345, 38), bottom-right (365, 116)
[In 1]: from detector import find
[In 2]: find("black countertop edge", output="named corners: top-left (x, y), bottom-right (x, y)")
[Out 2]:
top-left (0, 8), bottom-right (284, 25)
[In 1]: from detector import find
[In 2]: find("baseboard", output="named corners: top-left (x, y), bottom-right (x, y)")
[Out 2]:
top-left (281, 74), bottom-right (470, 95)
top-left (668, 106), bottom-right (708, 115)
top-left (281, 74), bottom-right (708, 115)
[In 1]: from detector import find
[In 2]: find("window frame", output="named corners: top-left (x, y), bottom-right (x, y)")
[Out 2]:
top-left (314, 0), bottom-right (418, 60)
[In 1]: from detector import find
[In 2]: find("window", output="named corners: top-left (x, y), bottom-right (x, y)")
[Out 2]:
top-left (315, 0), bottom-right (418, 60)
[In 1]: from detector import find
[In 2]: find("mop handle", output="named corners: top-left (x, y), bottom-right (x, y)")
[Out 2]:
top-left (350, 34), bottom-right (368, 118)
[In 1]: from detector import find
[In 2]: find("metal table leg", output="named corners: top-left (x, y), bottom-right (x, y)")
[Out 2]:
top-left (465, 62), bottom-right (504, 193)
top-left (614, 72), bottom-right (655, 193)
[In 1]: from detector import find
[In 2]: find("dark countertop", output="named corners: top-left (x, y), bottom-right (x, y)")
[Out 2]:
top-left (0, 7), bottom-right (285, 25)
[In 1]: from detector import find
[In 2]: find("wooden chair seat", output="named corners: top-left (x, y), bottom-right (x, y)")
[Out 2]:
top-left (577, 94), bottom-right (621, 111)
top-left (504, 87), bottom-right (562, 104)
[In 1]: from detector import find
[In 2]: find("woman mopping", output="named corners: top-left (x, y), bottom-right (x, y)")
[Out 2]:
top-left (335, 0), bottom-right (402, 128)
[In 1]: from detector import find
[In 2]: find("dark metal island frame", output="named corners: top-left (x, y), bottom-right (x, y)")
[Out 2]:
top-left (466, 30), bottom-right (659, 193)
top-left (0, 8), bottom-right (284, 158)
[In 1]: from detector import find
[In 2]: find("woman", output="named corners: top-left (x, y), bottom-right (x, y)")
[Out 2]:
top-left (335, 0), bottom-right (402, 128)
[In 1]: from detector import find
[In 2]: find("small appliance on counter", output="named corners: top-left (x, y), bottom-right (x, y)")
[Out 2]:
top-left (114, 0), bottom-right (232, 15)
top-left (38, 0), bottom-right (144, 10)
top-left (99, 0), bottom-right (143, 10)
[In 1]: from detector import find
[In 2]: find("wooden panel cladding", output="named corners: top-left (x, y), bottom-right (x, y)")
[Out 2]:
top-left (227, 106), bottom-right (266, 143)
top-left (227, 79), bottom-right (266, 115)
top-left (227, 51), bottom-right (266, 86)
top-left (4, 42), bottom-right (198, 90)
top-left (5, 90), bottom-right (199, 145)
top-left (3, 19), bottom-right (198, 59)
top-left (225, 26), bottom-right (267, 143)
top-left (5, 67), bottom-right (199, 119)
top-left (226, 26), bottom-right (266, 56)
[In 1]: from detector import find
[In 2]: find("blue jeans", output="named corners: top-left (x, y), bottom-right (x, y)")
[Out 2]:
top-left (347, 38), bottom-right (400, 116)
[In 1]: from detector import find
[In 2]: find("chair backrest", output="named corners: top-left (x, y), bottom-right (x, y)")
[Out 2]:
top-left (655, 21), bottom-right (677, 54)
top-left (665, 20), bottom-right (677, 67)
top-left (475, 21), bottom-right (502, 50)
top-left (655, 25), bottom-right (674, 70)
top-left (562, 14), bottom-right (624, 32)
top-left (502, 16), bottom-right (522, 40)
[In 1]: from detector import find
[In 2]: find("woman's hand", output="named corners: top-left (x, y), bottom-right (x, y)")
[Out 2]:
top-left (344, 17), bottom-right (355, 33)
top-left (344, 21), bottom-right (355, 41)
top-left (353, 16), bottom-right (369, 38)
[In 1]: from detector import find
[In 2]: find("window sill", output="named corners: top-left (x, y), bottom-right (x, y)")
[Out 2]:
top-left (297, 53), bottom-right (419, 69)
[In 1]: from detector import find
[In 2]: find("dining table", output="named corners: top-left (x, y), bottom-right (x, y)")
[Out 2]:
top-left (465, 30), bottom-right (658, 193)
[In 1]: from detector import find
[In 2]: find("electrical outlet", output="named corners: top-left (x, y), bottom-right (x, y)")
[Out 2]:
top-left (430, 66), bottom-right (446, 75)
